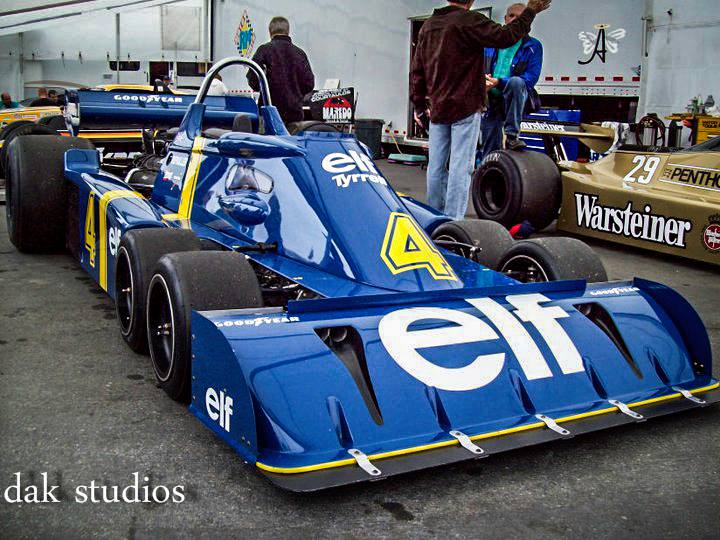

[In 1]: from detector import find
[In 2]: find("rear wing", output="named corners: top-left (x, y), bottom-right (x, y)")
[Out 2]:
top-left (521, 120), bottom-right (616, 155)
top-left (64, 89), bottom-right (260, 132)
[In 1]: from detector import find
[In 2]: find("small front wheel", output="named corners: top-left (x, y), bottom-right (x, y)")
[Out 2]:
top-left (431, 219), bottom-right (514, 269)
top-left (499, 237), bottom-right (607, 283)
top-left (147, 252), bottom-right (263, 402)
top-left (115, 228), bottom-right (201, 353)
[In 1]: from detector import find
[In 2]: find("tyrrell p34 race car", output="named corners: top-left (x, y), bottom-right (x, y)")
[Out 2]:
top-left (5, 58), bottom-right (718, 491)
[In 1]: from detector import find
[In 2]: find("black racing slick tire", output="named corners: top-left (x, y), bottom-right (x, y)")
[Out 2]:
top-left (0, 120), bottom-right (33, 141)
top-left (472, 150), bottom-right (561, 231)
top-left (146, 252), bottom-right (263, 402)
top-left (431, 219), bottom-right (514, 270)
top-left (498, 237), bottom-right (607, 283)
top-left (115, 228), bottom-right (201, 354)
top-left (6, 135), bottom-right (94, 253)
top-left (0, 121), bottom-right (57, 178)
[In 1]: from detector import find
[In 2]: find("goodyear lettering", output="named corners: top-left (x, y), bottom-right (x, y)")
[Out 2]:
top-left (215, 315), bottom-right (300, 328)
top-left (113, 95), bottom-right (183, 103)
top-left (588, 286), bottom-right (639, 297)
top-left (574, 193), bottom-right (692, 248)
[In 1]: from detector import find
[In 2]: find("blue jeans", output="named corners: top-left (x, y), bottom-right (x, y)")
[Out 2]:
top-left (481, 76), bottom-right (528, 159)
top-left (427, 112), bottom-right (482, 220)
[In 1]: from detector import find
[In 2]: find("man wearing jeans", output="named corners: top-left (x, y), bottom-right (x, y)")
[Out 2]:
top-left (410, 0), bottom-right (550, 219)
top-left (482, 3), bottom-right (544, 155)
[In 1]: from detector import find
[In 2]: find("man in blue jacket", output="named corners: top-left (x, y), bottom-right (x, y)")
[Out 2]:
top-left (482, 2), bottom-right (543, 155)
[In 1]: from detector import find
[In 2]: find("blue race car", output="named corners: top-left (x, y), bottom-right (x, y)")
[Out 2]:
top-left (5, 58), bottom-right (718, 491)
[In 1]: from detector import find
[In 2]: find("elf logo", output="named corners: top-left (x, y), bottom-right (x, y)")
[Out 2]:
top-left (379, 293), bottom-right (583, 391)
top-left (322, 150), bottom-right (387, 188)
top-left (205, 388), bottom-right (233, 432)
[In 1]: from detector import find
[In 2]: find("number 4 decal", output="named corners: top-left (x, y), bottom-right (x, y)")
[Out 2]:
top-left (623, 155), bottom-right (661, 185)
top-left (381, 212), bottom-right (457, 281)
top-left (83, 189), bottom-right (142, 290)
top-left (84, 192), bottom-right (97, 267)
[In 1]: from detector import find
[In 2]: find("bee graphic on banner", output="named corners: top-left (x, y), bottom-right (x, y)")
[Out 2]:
top-left (578, 24), bottom-right (626, 65)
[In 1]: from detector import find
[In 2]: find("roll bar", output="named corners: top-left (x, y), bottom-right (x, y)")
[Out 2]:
top-left (194, 56), bottom-right (272, 106)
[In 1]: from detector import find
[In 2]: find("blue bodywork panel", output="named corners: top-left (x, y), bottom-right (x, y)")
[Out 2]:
top-left (66, 89), bottom-right (259, 131)
top-left (61, 86), bottom-right (718, 490)
top-left (520, 108), bottom-right (582, 160)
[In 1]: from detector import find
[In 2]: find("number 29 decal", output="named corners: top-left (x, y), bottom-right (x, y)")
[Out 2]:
top-left (623, 155), bottom-right (661, 185)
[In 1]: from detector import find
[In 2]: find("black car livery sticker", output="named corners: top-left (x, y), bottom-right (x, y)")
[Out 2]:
top-left (574, 193), bottom-right (693, 249)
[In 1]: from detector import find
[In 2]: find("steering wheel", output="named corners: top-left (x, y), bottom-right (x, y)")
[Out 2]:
top-left (194, 57), bottom-right (272, 107)
top-left (635, 115), bottom-right (666, 147)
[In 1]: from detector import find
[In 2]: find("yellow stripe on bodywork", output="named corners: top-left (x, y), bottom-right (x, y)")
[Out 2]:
top-left (161, 213), bottom-right (192, 230)
top-left (177, 137), bottom-right (206, 219)
top-left (98, 190), bottom-right (143, 291)
top-left (255, 382), bottom-right (720, 475)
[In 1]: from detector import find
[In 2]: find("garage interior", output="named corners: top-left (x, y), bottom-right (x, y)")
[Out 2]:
top-left (1, 1), bottom-right (719, 538)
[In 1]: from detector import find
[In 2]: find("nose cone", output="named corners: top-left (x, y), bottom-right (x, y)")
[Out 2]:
top-left (298, 134), bottom-right (464, 292)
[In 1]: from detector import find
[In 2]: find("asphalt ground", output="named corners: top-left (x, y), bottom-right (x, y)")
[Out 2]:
top-left (0, 161), bottom-right (719, 539)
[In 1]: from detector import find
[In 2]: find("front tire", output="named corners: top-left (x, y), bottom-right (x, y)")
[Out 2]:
top-left (499, 237), bottom-right (607, 283)
top-left (147, 252), bottom-right (263, 402)
top-left (115, 228), bottom-right (201, 354)
top-left (431, 219), bottom-right (514, 270)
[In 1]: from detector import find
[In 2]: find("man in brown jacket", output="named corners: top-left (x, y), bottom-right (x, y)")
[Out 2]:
top-left (410, 0), bottom-right (551, 219)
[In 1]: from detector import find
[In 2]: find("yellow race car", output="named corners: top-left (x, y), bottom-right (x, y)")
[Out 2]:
top-left (0, 105), bottom-right (62, 129)
top-left (472, 137), bottom-right (720, 266)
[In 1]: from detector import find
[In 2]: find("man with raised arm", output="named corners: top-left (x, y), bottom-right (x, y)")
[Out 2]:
top-left (410, 0), bottom-right (551, 220)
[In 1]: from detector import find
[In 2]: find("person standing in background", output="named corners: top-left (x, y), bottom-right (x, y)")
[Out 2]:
top-left (1, 92), bottom-right (19, 109)
top-left (30, 88), bottom-right (54, 107)
top-left (410, 0), bottom-right (551, 220)
top-left (482, 2), bottom-right (544, 155)
top-left (247, 16), bottom-right (315, 124)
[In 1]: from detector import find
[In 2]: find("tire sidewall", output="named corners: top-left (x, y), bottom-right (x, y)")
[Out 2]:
top-left (472, 151), bottom-right (523, 226)
top-left (114, 228), bottom-right (201, 354)
top-left (147, 264), bottom-right (192, 401)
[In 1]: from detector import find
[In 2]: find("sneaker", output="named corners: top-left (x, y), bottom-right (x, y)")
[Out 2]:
top-left (505, 136), bottom-right (526, 151)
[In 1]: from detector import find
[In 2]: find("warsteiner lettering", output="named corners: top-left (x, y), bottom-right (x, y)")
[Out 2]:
top-left (574, 193), bottom-right (692, 248)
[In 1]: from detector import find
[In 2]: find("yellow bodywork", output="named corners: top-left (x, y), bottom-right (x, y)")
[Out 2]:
top-left (0, 106), bottom-right (62, 129)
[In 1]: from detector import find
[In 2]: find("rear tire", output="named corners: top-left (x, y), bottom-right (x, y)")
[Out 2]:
top-left (115, 228), bottom-right (201, 354)
top-left (471, 150), bottom-right (561, 231)
top-left (431, 219), bottom-right (514, 270)
top-left (498, 237), bottom-right (607, 283)
top-left (146, 252), bottom-right (263, 402)
top-left (0, 122), bottom-right (57, 178)
top-left (6, 135), bottom-right (94, 253)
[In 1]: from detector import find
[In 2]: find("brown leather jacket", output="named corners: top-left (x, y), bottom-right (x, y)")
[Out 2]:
top-left (410, 6), bottom-right (535, 124)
